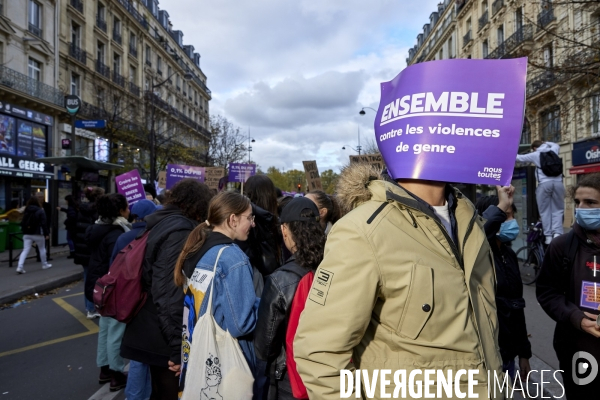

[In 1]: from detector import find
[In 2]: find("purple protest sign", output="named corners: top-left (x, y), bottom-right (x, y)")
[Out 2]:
top-left (166, 164), bottom-right (205, 189)
top-left (374, 58), bottom-right (527, 186)
top-left (228, 163), bottom-right (256, 183)
top-left (115, 170), bottom-right (144, 205)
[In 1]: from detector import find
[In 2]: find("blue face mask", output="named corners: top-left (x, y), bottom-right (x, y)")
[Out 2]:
top-left (497, 219), bottom-right (520, 242)
top-left (576, 208), bottom-right (600, 230)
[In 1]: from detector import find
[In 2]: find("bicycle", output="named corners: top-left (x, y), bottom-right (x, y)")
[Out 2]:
top-left (515, 221), bottom-right (545, 285)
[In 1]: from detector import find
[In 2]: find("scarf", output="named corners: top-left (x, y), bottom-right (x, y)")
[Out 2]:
top-left (96, 216), bottom-right (132, 232)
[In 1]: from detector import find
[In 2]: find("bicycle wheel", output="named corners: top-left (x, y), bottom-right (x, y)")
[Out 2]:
top-left (516, 246), bottom-right (542, 285)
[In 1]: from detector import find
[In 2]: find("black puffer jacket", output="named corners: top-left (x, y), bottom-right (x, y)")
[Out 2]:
top-left (121, 205), bottom-right (197, 366)
top-left (21, 205), bottom-right (48, 236)
top-left (72, 202), bottom-right (98, 266)
top-left (254, 257), bottom-right (310, 400)
top-left (482, 206), bottom-right (532, 363)
top-left (84, 223), bottom-right (125, 302)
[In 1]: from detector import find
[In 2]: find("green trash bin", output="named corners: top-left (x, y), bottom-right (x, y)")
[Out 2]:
top-left (8, 222), bottom-right (23, 250)
top-left (0, 221), bottom-right (8, 252)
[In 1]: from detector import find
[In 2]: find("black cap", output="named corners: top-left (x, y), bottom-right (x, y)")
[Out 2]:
top-left (280, 197), bottom-right (320, 223)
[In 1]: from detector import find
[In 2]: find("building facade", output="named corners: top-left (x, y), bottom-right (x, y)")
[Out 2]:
top-left (0, 0), bottom-right (62, 212)
top-left (58, 0), bottom-right (211, 185)
top-left (408, 0), bottom-right (600, 228)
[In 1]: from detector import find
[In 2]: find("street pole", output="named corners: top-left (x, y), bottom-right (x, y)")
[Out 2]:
top-left (358, 125), bottom-right (361, 155)
top-left (149, 78), bottom-right (156, 185)
top-left (248, 127), bottom-right (251, 163)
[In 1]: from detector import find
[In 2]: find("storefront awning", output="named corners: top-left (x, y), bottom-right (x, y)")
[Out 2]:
top-left (569, 163), bottom-right (600, 175)
top-left (36, 156), bottom-right (123, 171)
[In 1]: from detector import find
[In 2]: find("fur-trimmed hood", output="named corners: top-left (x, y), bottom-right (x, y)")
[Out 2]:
top-left (335, 163), bottom-right (385, 214)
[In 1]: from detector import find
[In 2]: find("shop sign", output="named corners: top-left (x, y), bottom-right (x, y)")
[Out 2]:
top-left (572, 140), bottom-right (600, 166)
top-left (0, 101), bottom-right (54, 126)
top-left (0, 155), bottom-right (53, 179)
top-left (62, 139), bottom-right (71, 149)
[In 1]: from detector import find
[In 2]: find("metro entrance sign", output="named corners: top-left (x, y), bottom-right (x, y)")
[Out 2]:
top-left (64, 95), bottom-right (81, 115)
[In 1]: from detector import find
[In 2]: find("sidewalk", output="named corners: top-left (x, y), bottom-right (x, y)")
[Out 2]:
top-left (0, 246), bottom-right (83, 304)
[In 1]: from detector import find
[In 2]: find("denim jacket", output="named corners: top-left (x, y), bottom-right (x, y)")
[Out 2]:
top-left (180, 243), bottom-right (259, 395)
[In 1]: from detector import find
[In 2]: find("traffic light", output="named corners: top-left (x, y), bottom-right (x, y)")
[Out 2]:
top-left (297, 184), bottom-right (301, 191)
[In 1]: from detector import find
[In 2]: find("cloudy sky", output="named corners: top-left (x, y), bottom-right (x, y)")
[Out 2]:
top-left (167, 0), bottom-right (441, 172)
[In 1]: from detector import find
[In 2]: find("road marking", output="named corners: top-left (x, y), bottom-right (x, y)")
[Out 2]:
top-left (0, 291), bottom-right (98, 358)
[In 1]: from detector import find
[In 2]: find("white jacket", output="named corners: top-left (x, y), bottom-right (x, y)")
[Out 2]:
top-left (516, 142), bottom-right (563, 184)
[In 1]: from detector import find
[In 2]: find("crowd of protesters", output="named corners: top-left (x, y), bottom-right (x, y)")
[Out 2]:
top-left (13, 145), bottom-right (600, 398)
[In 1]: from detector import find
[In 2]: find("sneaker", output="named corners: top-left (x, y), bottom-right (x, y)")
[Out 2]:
top-left (16, 267), bottom-right (25, 274)
top-left (42, 263), bottom-right (52, 269)
top-left (109, 371), bottom-right (127, 392)
top-left (87, 311), bottom-right (101, 319)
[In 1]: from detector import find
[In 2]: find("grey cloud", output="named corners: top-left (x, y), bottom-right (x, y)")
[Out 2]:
top-left (224, 70), bottom-right (367, 128)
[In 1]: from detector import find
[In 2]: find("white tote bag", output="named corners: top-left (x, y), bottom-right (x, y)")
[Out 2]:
top-left (181, 246), bottom-right (254, 400)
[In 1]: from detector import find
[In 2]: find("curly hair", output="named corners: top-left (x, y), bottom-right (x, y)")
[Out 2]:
top-left (165, 178), bottom-right (214, 221)
top-left (569, 173), bottom-right (600, 199)
top-left (96, 193), bottom-right (128, 219)
top-left (285, 208), bottom-right (326, 270)
top-left (84, 187), bottom-right (105, 203)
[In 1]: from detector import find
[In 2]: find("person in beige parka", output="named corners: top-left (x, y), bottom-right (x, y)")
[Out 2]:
top-left (294, 163), bottom-right (507, 399)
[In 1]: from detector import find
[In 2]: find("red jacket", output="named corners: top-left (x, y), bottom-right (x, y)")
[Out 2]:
top-left (286, 271), bottom-right (314, 399)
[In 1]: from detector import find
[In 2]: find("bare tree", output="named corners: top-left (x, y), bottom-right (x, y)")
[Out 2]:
top-left (79, 80), bottom-right (208, 179)
top-left (208, 115), bottom-right (247, 167)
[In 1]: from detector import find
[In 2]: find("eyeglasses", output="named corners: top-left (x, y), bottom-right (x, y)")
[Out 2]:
top-left (240, 213), bottom-right (255, 223)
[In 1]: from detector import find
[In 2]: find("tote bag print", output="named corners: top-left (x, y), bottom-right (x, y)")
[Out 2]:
top-left (181, 247), bottom-right (254, 400)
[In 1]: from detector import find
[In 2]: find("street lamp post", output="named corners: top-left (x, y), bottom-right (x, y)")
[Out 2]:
top-left (247, 128), bottom-right (255, 163)
top-left (341, 125), bottom-right (362, 155)
top-left (148, 70), bottom-right (193, 184)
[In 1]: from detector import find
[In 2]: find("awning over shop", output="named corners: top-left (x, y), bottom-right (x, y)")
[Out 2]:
top-left (569, 163), bottom-right (600, 175)
top-left (36, 156), bottom-right (123, 171)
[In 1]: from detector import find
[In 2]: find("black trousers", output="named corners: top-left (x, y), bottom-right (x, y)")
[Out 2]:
top-left (149, 365), bottom-right (179, 400)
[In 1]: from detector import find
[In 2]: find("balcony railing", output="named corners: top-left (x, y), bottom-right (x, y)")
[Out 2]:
top-left (96, 16), bottom-right (107, 32)
top-left (116, 0), bottom-right (150, 30)
top-left (463, 30), bottom-right (472, 48)
top-left (0, 65), bottom-right (64, 107)
top-left (70, 0), bottom-right (84, 13)
top-left (492, 0), bottom-right (504, 17)
top-left (527, 70), bottom-right (558, 97)
top-left (113, 71), bottom-right (126, 87)
top-left (96, 60), bottom-right (111, 78)
top-left (145, 59), bottom-right (152, 67)
top-left (28, 23), bottom-right (42, 38)
top-left (538, 7), bottom-right (555, 29)
top-left (113, 31), bottom-right (122, 45)
top-left (129, 44), bottom-right (138, 58)
top-left (144, 91), bottom-right (212, 139)
top-left (157, 68), bottom-right (163, 76)
top-left (484, 24), bottom-right (533, 59)
top-left (478, 10), bottom-right (489, 31)
top-left (69, 43), bottom-right (87, 65)
top-left (129, 82), bottom-right (141, 97)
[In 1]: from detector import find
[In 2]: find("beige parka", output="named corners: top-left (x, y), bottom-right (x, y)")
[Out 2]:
top-left (294, 164), bottom-right (507, 399)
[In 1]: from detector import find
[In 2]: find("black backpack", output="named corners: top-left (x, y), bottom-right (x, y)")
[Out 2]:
top-left (20, 209), bottom-right (37, 234)
top-left (540, 151), bottom-right (563, 177)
